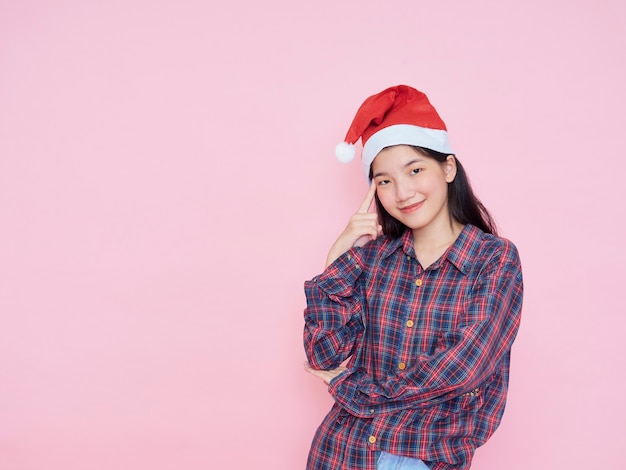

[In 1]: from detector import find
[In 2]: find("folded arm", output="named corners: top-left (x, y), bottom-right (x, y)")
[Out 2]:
top-left (328, 242), bottom-right (523, 417)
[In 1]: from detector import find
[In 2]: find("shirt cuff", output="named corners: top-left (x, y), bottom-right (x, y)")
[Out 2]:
top-left (328, 367), bottom-right (371, 417)
top-left (310, 248), bottom-right (365, 296)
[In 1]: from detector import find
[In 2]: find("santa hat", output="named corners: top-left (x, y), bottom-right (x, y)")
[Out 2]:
top-left (335, 85), bottom-right (455, 178)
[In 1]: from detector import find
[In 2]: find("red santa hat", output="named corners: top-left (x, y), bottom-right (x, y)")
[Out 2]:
top-left (335, 85), bottom-right (454, 178)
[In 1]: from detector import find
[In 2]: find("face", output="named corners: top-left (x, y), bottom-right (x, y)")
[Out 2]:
top-left (371, 145), bottom-right (457, 235)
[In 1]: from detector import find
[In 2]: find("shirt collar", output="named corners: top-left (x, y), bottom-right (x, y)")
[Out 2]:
top-left (379, 229), bottom-right (414, 261)
top-left (444, 224), bottom-right (484, 275)
top-left (379, 224), bottom-right (484, 276)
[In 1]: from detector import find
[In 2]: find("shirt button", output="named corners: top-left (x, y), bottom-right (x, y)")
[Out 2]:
top-left (368, 436), bottom-right (377, 444)
top-left (398, 362), bottom-right (406, 370)
top-left (406, 320), bottom-right (414, 328)
top-left (415, 279), bottom-right (423, 287)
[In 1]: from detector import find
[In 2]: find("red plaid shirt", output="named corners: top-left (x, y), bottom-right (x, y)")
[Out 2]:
top-left (304, 225), bottom-right (523, 469)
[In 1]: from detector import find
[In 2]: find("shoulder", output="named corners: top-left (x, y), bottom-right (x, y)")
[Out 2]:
top-left (461, 226), bottom-right (522, 274)
top-left (478, 231), bottom-right (519, 261)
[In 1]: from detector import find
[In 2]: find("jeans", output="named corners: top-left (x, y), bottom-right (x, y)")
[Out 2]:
top-left (377, 451), bottom-right (431, 470)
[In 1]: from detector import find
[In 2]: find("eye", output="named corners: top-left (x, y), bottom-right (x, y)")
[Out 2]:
top-left (376, 179), bottom-right (390, 186)
top-left (410, 167), bottom-right (422, 175)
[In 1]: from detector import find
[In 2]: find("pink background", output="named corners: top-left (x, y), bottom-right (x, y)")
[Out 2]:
top-left (1, 1), bottom-right (625, 468)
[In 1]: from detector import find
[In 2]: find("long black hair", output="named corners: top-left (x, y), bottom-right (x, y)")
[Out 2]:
top-left (370, 146), bottom-right (498, 238)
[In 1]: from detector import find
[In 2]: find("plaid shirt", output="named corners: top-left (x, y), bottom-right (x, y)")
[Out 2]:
top-left (304, 225), bottom-right (523, 470)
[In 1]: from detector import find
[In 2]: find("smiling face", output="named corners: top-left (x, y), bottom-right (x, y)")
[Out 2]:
top-left (371, 145), bottom-right (458, 237)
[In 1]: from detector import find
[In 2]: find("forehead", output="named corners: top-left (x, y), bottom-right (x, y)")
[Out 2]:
top-left (372, 145), bottom-right (428, 170)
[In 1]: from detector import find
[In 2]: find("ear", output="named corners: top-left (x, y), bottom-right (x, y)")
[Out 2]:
top-left (444, 155), bottom-right (457, 183)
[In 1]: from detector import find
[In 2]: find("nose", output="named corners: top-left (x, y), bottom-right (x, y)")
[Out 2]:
top-left (395, 179), bottom-right (414, 202)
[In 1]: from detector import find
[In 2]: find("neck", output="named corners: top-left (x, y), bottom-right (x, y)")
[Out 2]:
top-left (412, 216), bottom-right (464, 267)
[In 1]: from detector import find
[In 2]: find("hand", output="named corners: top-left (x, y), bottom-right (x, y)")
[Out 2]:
top-left (325, 183), bottom-right (382, 267)
top-left (304, 362), bottom-right (347, 385)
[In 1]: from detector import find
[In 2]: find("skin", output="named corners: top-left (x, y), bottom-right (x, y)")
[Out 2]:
top-left (372, 145), bottom-right (463, 268)
top-left (305, 145), bottom-right (464, 385)
top-left (304, 362), bottom-right (346, 384)
top-left (324, 182), bottom-right (381, 269)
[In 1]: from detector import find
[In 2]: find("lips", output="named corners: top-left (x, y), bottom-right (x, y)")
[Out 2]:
top-left (399, 201), bottom-right (424, 214)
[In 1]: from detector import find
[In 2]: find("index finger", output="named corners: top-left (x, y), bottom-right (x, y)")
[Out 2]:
top-left (357, 183), bottom-right (377, 213)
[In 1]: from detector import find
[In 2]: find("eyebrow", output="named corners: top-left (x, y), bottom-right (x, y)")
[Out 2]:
top-left (372, 159), bottom-right (422, 179)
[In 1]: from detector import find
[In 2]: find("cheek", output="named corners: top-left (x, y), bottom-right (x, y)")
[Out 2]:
top-left (421, 176), bottom-right (448, 197)
top-left (376, 190), bottom-right (395, 211)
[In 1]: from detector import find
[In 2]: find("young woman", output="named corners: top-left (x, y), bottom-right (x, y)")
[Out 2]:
top-left (303, 85), bottom-right (523, 470)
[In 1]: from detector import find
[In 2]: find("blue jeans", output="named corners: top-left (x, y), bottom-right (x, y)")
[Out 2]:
top-left (377, 451), bottom-right (431, 469)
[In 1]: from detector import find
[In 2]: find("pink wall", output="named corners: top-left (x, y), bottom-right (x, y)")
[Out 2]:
top-left (1, 1), bottom-right (624, 468)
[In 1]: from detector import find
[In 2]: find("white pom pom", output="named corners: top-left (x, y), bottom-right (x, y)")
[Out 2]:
top-left (335, 142), bottom-right (355, 163)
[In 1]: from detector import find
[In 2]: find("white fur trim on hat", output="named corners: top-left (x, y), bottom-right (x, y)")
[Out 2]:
top-left (361, 124), bottom-right (454, 178)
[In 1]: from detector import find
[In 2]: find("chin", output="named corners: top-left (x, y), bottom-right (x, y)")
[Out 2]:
top-left (395, 214), bottom-right (426, 230)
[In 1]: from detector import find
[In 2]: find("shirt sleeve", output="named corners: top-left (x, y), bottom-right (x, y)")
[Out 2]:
top-left (328, 241), bottom-right (523, 417)
top-left (303, 248), bottom-right (367, 370)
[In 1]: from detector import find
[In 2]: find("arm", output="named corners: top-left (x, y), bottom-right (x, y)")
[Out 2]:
top-left (328, 241), bottom-right (523, 417)
top-left (304, 184), bottom-right (381, 370)
top-left (303, 248), bottom-right (366, 370)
